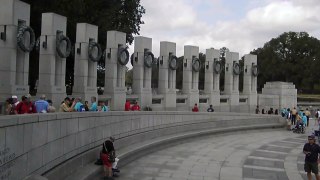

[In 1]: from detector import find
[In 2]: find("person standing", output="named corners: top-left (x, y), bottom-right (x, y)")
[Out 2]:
top-left (34, 94), bottom-right (49, 113)
top-left (131, 101), bottom-right (140, 111)
top-left (124, 100), bottom-right (131, 111)
top-left (291, 107), bottom-right (297, 125)
top-left (59, 97), bottom-right (76, 112)
top-left (15, 95), bottom-right (37, 114)
top-left (90, 96), bottom-right (98, 111)
top-left (304, 108), bottom-right (311, 127)
top-left (303, 135), bottom-right (320, 180)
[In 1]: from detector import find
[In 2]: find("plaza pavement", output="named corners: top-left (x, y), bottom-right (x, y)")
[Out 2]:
top-left (94, 122), bottom-right (319, 180)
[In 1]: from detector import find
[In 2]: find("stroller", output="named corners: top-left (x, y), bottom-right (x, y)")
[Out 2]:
top-left (292, 121), bottom-right (305, 134)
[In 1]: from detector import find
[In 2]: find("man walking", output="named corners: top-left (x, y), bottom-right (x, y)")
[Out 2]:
top-left (303, 135), bottom-right (320, 180)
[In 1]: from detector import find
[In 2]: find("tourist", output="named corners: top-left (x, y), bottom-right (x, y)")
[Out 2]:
top-left (303, 135), bottom-right (320, 180)
top-left (131, 101), bottom-right (140, 111)
top-left (291, 107), bottom-right (297, 125)
top-left (59, 97), bottom-right (76, 112)
top-left (304, 108), bottom-right (311, 127)
top-left (207, 105), bottom-right (214, 112)
top-left (74, 97), bottom-right (85, 112)
top-left (15, 95), bottom-right (36, 114)
top-left (302, 113), bottom-right (307, 127)
top-left (315, 109), bottom-right (320, 126)
top-left (124, 100), bottom-right (131, 111)
top-left (84, 101), bottom-right (90, 111)
top-left (274, 109), bottom-right (278, 115)
top-left (12, 95), bottom-right (19, 106)
top-left (5, 97), bottom-right (15, 115)
top-left (100, 101), bottom-right (109, 112)
top-left (255, 105), bottom-right (260, 114)
top-left (261, 109), bottom-right (265, 114)
top-left (100, 137), bottom-right (116, 179)
top-left (192, 103), bottom-right (199, 112)
top-left (34, 94), bottom-right (49, 113)
top-left (90, 96), bottom-right (98, 111)
top-left (47, 100), bottom-right (56, 113)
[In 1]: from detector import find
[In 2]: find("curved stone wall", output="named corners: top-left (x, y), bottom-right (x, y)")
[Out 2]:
top-left (0, 112), bottom-right (284, 180)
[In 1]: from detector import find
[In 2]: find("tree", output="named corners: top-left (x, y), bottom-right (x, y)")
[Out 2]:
top-left (251, 32), bottom-right (320, 92)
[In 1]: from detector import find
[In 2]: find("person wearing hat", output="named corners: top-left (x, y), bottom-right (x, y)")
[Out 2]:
top-left (15, 95), bottom-right (36, 114)
top-left (303, 135), bottom-right (320, 180)
top-left (12, 95), bottom-right (19, 106)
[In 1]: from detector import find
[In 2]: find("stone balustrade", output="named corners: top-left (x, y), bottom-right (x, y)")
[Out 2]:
top-left (0, 111), bottom-right (284, 180)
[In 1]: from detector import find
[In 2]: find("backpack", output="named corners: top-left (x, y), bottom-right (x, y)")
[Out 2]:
top-left (77, 104), bottom-right (85, 112)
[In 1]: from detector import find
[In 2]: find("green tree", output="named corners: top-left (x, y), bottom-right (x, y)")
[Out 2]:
top-left (251, 32), bottom-right (320, 92)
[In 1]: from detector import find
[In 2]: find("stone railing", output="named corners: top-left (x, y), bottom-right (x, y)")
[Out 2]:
top-left (0, 112), bottom-right (284, 180)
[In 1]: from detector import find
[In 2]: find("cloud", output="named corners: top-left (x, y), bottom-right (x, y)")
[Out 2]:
top-left (127, 0), bottom-right (320, 68)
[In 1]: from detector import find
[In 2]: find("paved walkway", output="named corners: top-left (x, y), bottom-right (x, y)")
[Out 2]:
top-left (96, 123), bottom-right (319, 180)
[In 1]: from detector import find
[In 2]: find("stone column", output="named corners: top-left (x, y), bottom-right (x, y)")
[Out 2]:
top-left (204, 48), bottom-right (220, 110)
top-left (243, 54), bottom-right (258, 112)
top-left (132, 36), bottom-right (153, 109)
top-left (224, 51), bottom-right (240, 112)
top-left (0, 0), bottom-right (32, 101)
top-left (182, 45), bottom-right (199, 110)
top-left (37, 13), bottom-right (68, 107)
top-left (158, 41), bottom-right (177, 110)
top-left (73, 23), bottom-right (100, 103)
top-left (104, 31), bottom-right (128, 110)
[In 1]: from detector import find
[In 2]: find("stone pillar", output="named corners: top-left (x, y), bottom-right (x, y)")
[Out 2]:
top-left (132, 36), bottom-right (153, 109)
top-left (182, 45), bottom-right (199, 110)
top-left (104, 31), bottom-right (128, 110)
top-left (204, 48), bottom-right (220, 110)
top-left (73, 23), bottom-right (100, 103)
top-left (37, 13), bottom-right (68, 107)
top-left (158, 41), bottom-right (177, 110)
top-left (243, 54), bottom-right (258, 112)
top-left (224, 51), bottom-right (240, 112)
top-left (0, 0), bottom-right (32, 101)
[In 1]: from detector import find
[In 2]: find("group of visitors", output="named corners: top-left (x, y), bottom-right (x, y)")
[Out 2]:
top-left (191, 103), bottom-right (214, 112)
top-left (4, 94), bottom-right (110, 115)
top-left (255, 106), bottom-right (279, 115)
top-left (5, 94), bottom-right (55, 115)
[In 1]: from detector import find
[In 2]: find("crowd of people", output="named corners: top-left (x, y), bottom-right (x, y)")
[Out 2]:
top-left (4, 94), bottom-right (110, 115)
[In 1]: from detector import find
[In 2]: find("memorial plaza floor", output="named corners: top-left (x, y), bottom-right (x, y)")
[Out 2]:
top-left (94, 122), bottom-right (319, 180)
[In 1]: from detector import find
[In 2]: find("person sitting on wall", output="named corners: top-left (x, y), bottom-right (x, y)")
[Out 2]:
top-left (59, 97), bottom-right (76, 112)
top-left (15, 95), bottom-right (37, 114)
top-left (207, 105), bottom-right (214, 112)
top-left (124, 100), bottom-right (131, 111)
top-left (100, 137), bottom-right (116, 179)
top-left (131, 101), bottom-right (141, 111)
top-left (90, 96), bottom-right (98, 111)
top-left (192, 103), bottom-right (199, 112)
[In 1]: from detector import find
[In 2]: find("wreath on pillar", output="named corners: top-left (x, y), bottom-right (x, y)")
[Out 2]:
top-left (17, 25), bottom-right (35, 52)
top-left (233, 62), bottom-right (240, 75)
top-left (144, 51), bottom-right (154, 68)
top-left (252, 64), bottom-right (259, 77)
top-left (192, 57), bottom-right (200, 72)
top-left (56, 33), bottom-right (71, 58)
top-left (88, 41), bottom-right (102, 62)
top-left (169, 54), bottom-right (178, 70)
top-left (117, 46), bottom-right (129, 65)
top-left (213, 60), bottom-right (222, 74)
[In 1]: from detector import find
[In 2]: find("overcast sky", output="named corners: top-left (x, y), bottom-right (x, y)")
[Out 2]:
top-left (127, 0), bottom-right (320, 68)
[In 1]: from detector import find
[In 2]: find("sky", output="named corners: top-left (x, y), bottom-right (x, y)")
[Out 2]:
top-left (127, 0), bottom-right (320, 68)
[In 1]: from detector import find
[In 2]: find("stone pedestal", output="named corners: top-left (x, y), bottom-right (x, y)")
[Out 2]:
top-left (73, 23), bottom-right (99, 103)
top-left (132, 36), bottom-right (153, 109)
top-left (37, 13), bottom-right (67, 107)
top-left (182, 45), bottom-right (199, 110)
top-left (243, 54), bottom-right (258, 113)
top-left (158, 41), bottom-right (177, 110)
top-left (104, 31), bottom-right (127, 110)
top-left (224, 52), bottom-right (240, 112)
top-left (0, 0), bottom-right (31, 101)
top-left (204, 48), bottom-right (220, 111)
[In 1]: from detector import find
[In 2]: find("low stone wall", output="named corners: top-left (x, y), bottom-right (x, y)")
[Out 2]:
top-left (0, 112), bottom-right (284, 180)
